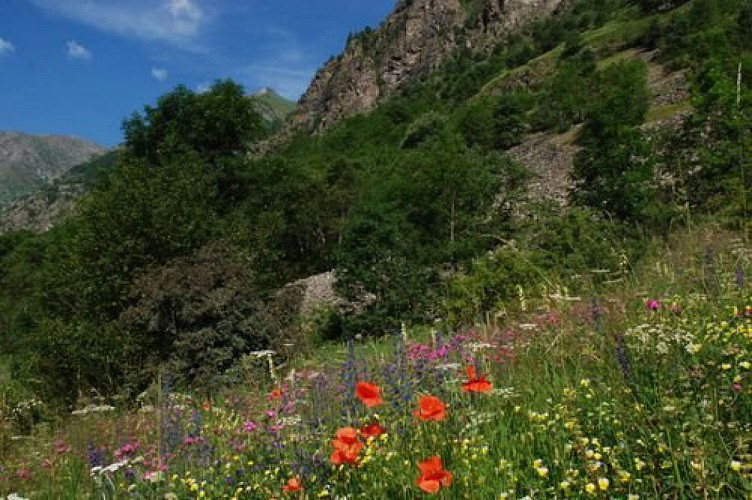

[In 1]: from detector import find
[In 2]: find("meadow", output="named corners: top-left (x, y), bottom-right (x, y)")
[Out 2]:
top-left (0, 228), bottom-right (750, 499)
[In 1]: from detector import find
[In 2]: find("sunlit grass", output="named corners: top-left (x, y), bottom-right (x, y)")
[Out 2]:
top-left (0, 228), bottom-right (750, 499)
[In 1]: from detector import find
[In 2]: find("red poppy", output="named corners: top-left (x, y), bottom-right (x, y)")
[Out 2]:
top-left (202, 401), bottom-right (212, 411)
top-left (461, 365), bottom-right (493, 393)
top-left (416, 455), bottom-right (452, 494)
top-left (355, 382), bottom-right (383, 408)
top-left (414, 395), bottom-right (447, 421)
top-left (359, 422), bottom-right (386, 438)
top-left (270, 388), bottom-right (283, 399)
top-left (282, 477), bottom-right (303, 493)
top-left (330, 427), bottom-right (364, 465)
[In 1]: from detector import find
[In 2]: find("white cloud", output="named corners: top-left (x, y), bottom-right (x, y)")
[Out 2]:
top-left (0, 37), bottom-right (15, 54)
top-left (30, 0), bottom-right (209, 50)
top-left (66, 40), bottom-right (92, 60)
top-left (151, 67), bottom-right (169, 81)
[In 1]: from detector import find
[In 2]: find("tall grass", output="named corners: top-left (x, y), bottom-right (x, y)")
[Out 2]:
top-left (0, 227), bottom-right (749, 499)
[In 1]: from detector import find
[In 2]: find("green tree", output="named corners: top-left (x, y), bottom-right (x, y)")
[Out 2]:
top-left (122, 80), bottom-right (264, 165)
top-left (571, 60), bottom-right (662, 222)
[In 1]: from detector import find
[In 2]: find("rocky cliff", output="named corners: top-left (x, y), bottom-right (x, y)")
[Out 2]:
top-left (290, 0), bottom-right (568, 132)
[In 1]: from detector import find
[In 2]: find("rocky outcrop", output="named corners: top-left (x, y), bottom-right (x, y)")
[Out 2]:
top-left (508, 129), bottom-right (579, 207)
top-left (290, 0), bottom-right (568, 133)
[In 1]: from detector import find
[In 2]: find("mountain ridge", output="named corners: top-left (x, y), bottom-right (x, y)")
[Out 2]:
top-left (0, 131), bottom-right (105, 206)
top-left (288, 0), bottom-right (569, 133)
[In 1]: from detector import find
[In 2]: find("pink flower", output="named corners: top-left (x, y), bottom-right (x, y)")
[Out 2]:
top-left (54, 439), bottom-right (72, 454)
top-left (733, 383), bottom-right (743, 392)
top-left (646, 299), bottom-right (661, 311)
top-left (114, 441), bottom-right (141, 460)
top-left (243, 421), bottom-right (259, 433)
top-left (16, 469), bottom-right (31, 479)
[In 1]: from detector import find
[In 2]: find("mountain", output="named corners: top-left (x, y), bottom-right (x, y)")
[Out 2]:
top-left (289, 0), bottom-right (568, 132)
top-left (0, 151), bottom-right (118, 233)
top-left (251, 88), bottom-right (297, 132)
top-left (0, 132), bottom-right (105, 206)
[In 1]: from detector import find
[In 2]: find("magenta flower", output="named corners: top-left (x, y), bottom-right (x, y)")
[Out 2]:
top-left (16, 468), bottom-right (31, 479)
top-left (54, 439), bottom-right (72, 454)
top-left (114, 441), bottom-right (141, 460)
top-left (243, 420), bottom-right (259, 433)
top-left (646, 299), bottom-right (661, 311)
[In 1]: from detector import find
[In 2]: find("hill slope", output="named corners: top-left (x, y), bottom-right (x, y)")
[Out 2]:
top-left (289, 0), bottom-right (568, 132)
top-left (0, 151), bottom-right (118, 233)
top-left (251, 88), bottom-right (297, 131)
top-left (0, 132), bottom-right (105, 206)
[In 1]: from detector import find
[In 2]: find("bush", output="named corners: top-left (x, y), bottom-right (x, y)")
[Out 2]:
top-left (117, 241), bottom-right (284, 394)
top-left (443, 245), bottom-right (540, 326)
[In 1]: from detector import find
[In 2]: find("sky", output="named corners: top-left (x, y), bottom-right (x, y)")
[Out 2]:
top-left (0, 0), bottom-right (396, 146)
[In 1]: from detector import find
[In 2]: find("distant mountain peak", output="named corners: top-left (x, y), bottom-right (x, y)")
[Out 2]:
top-left (254, 87), bottom-right (277, 97)
top-left (0, 131), bottom-right (105, 206)
top-left (250, 89), bottom-right (297, 132)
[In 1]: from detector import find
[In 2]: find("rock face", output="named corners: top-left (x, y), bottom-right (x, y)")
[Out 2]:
top-left (0, 132), bottom-right (104, 206)
top-left (290, 0), bottom-right (567, 132)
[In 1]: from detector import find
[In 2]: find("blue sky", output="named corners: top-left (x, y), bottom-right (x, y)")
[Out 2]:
top-left (0, 0), bottom-right (396, 146)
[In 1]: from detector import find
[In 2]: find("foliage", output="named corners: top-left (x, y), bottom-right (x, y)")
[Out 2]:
top-left (336, 145), bottom-right (524, 332)
top-left (571, 59), bottom-right (667, 223)
top-left (122, 80), bottom-right (264, 165)
top-left (665, 56), bottom-right (752, 221)
top-left (1, 0), bottom-right (751, 408)
top-left (457, 93), bottom-right (530, 150)
top-left (400, 112), bottom-right (449, 149)
top-left (118, 241), bottom-right (265, 393)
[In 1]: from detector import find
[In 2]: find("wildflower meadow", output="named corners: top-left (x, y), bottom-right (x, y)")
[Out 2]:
top-left (0, 231), bottom-right (750, 499)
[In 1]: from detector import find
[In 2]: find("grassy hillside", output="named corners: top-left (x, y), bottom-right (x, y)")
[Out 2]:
top-left (0, 0), bottom-right (750, 496)
top-left (0, 151), bottom-right (118, 234)
top-left (0, 225), bottom-right (749, 498)
top-left (252, 88), bottom-right (297, 132)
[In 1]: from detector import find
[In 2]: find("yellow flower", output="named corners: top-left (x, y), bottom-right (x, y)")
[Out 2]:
top-left (628, 495), bottom-right (640, 500)
top-left (560, 480), bottom-right (571, 490)
top-left (730, 461), bottom-right (742, 472)
top-left (598, 477), bottom-right (609, 490)
top-left (585, 483), bottom-right (597, 494)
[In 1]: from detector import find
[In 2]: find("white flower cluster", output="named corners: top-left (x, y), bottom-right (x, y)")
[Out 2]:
top-left (11, 398), bottom-right (43, 417)
top-left (91, 459), bottom-right (128, 476)
top-left (71, 404), bottom-right (116, 416)
top-left (624, 323), bottom-right (695, 355)
top-left (492, 386), bottom-right (519, 399)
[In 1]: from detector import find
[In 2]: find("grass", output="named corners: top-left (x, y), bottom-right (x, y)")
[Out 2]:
top-left (0, 226), bottom-right (749, 499)
top-left (646, 100), bottom-right (693, 122)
